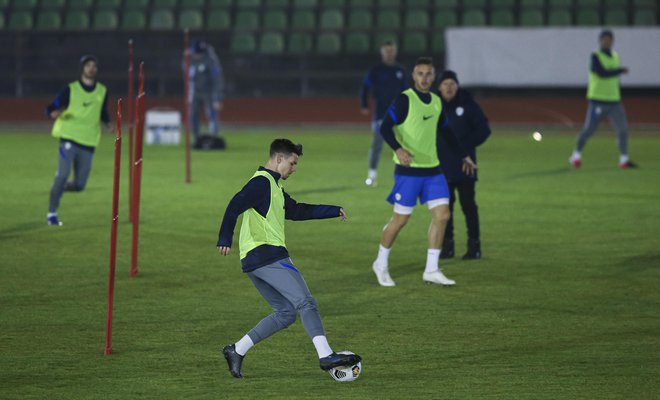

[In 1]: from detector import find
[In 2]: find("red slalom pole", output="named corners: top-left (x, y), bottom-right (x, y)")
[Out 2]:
top-left (105, 98), bottom-right (123, 356)
top-left (130, 63), bottom-right (145, 278)
top-left (127, 39), bottom-right (134, 223)
top-left (183, 29), bottom-right (192, 184)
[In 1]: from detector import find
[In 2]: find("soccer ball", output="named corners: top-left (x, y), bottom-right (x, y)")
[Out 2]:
top-left (328, 351), bottom-right (362, 382)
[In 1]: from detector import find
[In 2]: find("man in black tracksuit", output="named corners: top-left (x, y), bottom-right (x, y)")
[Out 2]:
top-left (436, 71), bottom-right (491, 260)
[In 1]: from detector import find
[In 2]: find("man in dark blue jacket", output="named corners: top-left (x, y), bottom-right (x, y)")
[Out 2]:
top-left (436, 71), bottom-right (491, 260)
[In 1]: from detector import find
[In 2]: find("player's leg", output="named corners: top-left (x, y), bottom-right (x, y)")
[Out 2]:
top-left (607, 102), bottom-right (636, 168)
top-left (70, 146), bottom-right (94, 192)
top-left (457, 180), bottom-right (481, 259)
top-left (571, 101), bottom-right (604, 166)
top-left (204, 96), bottom-right (220, 137)
top-left (421, 174), bottom-right (455, 285)
top-left (189, 95), bottom-right (202, 144)
top-left (366, 119), bottom-right (383, 186)
top-left (440, 182), bottom-right (457, 259)
top-left (47, 141), bottom-right (74, 225)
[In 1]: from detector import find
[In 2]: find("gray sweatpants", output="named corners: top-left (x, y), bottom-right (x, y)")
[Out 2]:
top-left (189, 95), bottom-right (219, 140)
top-left (575, 100), bottom-right (629, 155)
top-left (48, 140), bottom-right (94, 213)
top-left (245, 258), bottom-right (325, 345)
top-left (368, 119), bottom-right (384, 170)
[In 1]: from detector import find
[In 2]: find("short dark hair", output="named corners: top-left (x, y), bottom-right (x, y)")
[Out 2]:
top-left (381, 40), bottom-right (395, 47)
top-left (415, 57), bottom-right (434, 67)
top-left (270, 138), bottom-right (303, 157)
top-left (599, 29), bottom-right (613, 39)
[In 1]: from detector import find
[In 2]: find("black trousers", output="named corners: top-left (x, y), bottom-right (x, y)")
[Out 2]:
top-left (445, 180), bottom-right (480, 241)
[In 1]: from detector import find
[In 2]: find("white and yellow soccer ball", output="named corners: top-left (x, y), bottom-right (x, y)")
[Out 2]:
top-left (328, 351), bottom-right (362, 382)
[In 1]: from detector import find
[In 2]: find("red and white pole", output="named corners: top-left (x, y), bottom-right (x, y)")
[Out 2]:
top-left (183, 29), bottom-right (192, 184)
top-left (127, 39), bottom-right (134, 223)
top-left (130, 63), bottom-right (145, 278)
top-left (104, 98), bottom-right (123, 356)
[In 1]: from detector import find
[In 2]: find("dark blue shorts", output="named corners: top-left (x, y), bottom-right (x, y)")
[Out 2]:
top-left (386, 173), bottom-right (450, 207)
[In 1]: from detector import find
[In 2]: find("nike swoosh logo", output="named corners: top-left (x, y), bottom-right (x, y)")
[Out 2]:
top-left (82, 101), bottom-right (92, 107)
top-left (423, 115), bottom-right (433, 120)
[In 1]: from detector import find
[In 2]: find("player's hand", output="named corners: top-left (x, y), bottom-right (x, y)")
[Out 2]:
top-left (217, 246), bottom-right (231, 256)
top-left (360, 108), bottom-right (370, 116)
top-left (621, 67), bottom-right (629, 74)
top-left (213, 101), bottom-right (223, 112)
top-left (50, 110), bottom-right (62, 119)
top-left (462, 156), bottom-right (477, 176)
top-left (339, 208), bottom-right (348, 221)
top-left (104, 122), bottom-right (113, 133)
top-left (395, 148), bottom-right (413, 166)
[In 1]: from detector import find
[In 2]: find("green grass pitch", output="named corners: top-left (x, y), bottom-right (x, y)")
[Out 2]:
top-left (1, 128), bottom-right (659, 399)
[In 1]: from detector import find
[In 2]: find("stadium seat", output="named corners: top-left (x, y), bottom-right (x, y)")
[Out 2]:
top-left (124, 0), bottom-right (150, 9)
top-left (96, 0), bottom-right (121, 8)
top-left (153, 0), bottom-right (178, 8)
top-left (36, 11), bottom-right (62, 30)
top-left (237, 0), bottom-right (261, 7)
top-left (345, 32), bottom-right (370, 54)
top-left (462, 9), bottom-right (486, 26)
top-left (322, 0), bottom-right (346, 6)
top-left (64, 10), bottom-right (90, 29)
top-left (93, 10), bottom-right (119, 29)
top-left (433, 0), bottom-right (458, 7)
top-left (209, 0), bottom-right (233, 8)
top-left (263, 10), bottom-right (287, 29)
top-left (150, 10), bottom-right (175, 29)
top-left (180, 0), bottom-right (206, 8)
top-left (372, 31), bottom-right (397, 50)
top-left (576, 9), bottom-right (600, 25)
top-left (259, 32), bottom-right (284, 54)
top-left (633, 0), bottom-right (656, 5)
top-left (68, 0), bottom-right (93, 9)
top-left (235, 11), bottom-right (259, 30)
top-left (207, 10), bottom-right (231, 29)
top-left (434, 10), bottom-right (458, 27)
top-left (491, 9), bottom-right (514, 26)
top-left (575, 0), bottom-right (599, 6)
top-left (121, 10), bottom-right (146, 29)
top-left (520, 9), bottom-right (544, 26)
top-left (320, 9), bottom-right (344, 29)
top-left (12, 0), bottom-right (37, 10)
top-left (604, 0), bottom-right (628, 6)
top-left (548, 9), bottom-right (572, 25)
top-left (431, 31), bottom-right (445, 53)
top-left (633, 9), bottom-right (657, 25)
top-left (462, 0), bottom-right (486, 6)
top-left (316, 32), bottom-right (341, 54)
top-left (348, 10), bottom-right (372, 28)
top-left (519, 0), bottom-right (544, 6)
top-left (405, 10), bottom-right (430, 29)
top-left (408, 0), bottom-right (430, 7)
top-left (40, 0), bottom-right (66, 9)
top-left (490, 0), bottom-right (515, 7)
top-left (288, 32), bottom-right (313, 54)
top-left (293, 0), bottom-right (317, 6)
top-left (378, 0), bottom-right (399, 7)
top-left (349, 0), bottom-right (373, 7)
top-left (179, 9), bottom-right (204, 29)
top-left (8, 11), bottom-right (33, 29)
top-left (402, 32), bottom-right (427, 54)
top-left (604, 9), bottom-right (628, 25)
top-left (264, 0), bottom-right (289, 8)
top-left (231, 32), bottom-right (256, 53)
top-left (548, 0), bottom-right (572, 6)
top-left (376, 10), bottom-right (400, 29)
top-left (291, 10), bottom-right (315, 29)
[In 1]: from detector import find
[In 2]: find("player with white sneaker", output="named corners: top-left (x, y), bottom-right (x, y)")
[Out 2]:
top-left (371, 57), bottom-right (476, 287)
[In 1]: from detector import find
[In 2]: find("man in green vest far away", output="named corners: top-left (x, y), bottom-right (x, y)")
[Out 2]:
top-left (569, 30), bottom-right (637, 170)
top-left (216, 138), bottom-right (361, 379)
top-left (45, 55), bottom-right (111, 226)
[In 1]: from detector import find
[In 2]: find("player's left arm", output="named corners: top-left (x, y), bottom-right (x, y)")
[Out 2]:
top-left (283, 190), bottom-right (344, 221)
top-left (438, 112), bottom-right (476, 176)
top-left (100, 91), bottom-right (112, 131)
top-left (467, 101), bottom-right (491, 149)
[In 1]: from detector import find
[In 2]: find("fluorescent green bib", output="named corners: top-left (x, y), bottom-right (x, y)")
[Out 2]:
top-left (393, 89), bottom-right (442, 168)
top-left (239, 170), bottom-right (286, 260)
top-left (52, 81), bottom-right (107, 147)
top-left (587, 50), bottom-right (621, 102)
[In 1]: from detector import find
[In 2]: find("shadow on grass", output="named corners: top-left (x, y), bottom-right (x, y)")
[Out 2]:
top-left (288, 185), bottom-right (355, 196)
top-left (0, 222), bottom-right (45, 239)
top-left (506, 167), bottom-right (572, 180)
top-left (619, 252), bottom-right (660, 271)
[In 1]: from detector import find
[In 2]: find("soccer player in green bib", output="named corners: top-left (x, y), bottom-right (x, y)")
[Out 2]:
top-left (569, 30), bottom-right (637, 169)
top-left (45, 55), bottom-right (110, 226)
top-left (371, 57), bottom-right (476, 287)
top-left (216, 139), bottom-right (361, 378)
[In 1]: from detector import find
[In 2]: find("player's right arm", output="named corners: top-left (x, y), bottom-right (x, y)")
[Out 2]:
top-left (379, 94), bottom-right (412, 165)
top-left (45, 86), bottom-right (70, 119)
top-left (359, 70), bottom-right (373, 115)
top-left (591, 53), bottom-right (627, 77)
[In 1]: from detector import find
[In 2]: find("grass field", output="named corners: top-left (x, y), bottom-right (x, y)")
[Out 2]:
top-left (1, 127), bottom-right (659, 399)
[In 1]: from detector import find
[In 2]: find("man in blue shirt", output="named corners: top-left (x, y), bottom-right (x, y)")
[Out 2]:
top-left (359, 41), bottom-right (408, 186)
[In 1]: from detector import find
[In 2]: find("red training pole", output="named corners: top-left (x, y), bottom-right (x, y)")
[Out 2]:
top-left (127, 39), bottom-right (134, 223)
top-left (105, 98), bottom-right (123, 356)
top-left (183, 29), bottom-right (192, 184)
top-left (130, 71), bottom-right (145, 278)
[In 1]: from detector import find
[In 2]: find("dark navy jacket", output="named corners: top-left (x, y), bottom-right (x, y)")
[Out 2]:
top-left (437, 89), bottom-right (491, 183)
top-left (360, 62), bottom-right (409, 120)
top-left (217, 167), bottom-right (341, 272)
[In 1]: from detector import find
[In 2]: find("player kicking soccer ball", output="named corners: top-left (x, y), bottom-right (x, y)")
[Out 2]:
top-left (216, 138), bottom-right (361, 378)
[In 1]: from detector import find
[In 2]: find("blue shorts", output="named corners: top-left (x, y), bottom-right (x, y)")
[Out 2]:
top-left (386, 173), bottom-right (450, 207)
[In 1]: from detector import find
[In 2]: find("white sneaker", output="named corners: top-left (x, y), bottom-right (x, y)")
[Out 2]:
top-left (372, 262), bottom-right (395, 287)
top-left (423, 270), bottom-right (455, 286)
top-left (365, 177), bottom-right (377, 187)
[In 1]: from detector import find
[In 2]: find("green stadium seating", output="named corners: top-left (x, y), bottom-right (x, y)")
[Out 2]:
top-left (349, 0), bottom-right (373, 7)
top-left (348, 10), bottom-right (372, 29)
top-left (0, 0), bottom-right (9, 8)
top-left (236, 0), bottom-right (260, 7)
top-left (434, 10), bottom-right (458, 27)
top-left (209, 0), bottom-right (233, 7)
top-left (402, 32), bottom-right (427, 54)
top-left (12, 0), bottom-right (37, 10)
top-left (260, 32), bottom-right (284, 54)
top-left (633, 0), bottom-right (656, 5)
top-left (264, 0), bottom-right (289, 7)
top-left (433, 0), bottom-right (458, 7)
top-left (376, 10), bottom-right (400, 28)
top-left (548, 9), bottom-right (572, 25)
top-left (378, 0), bottom-right (399, 7)
top-left (372, 31), bottom-right (397, 50)
top-left (576, 0), bottom-right (599, 6)
top-left (150, 9), bottom-right (174, 29)
top-left (462, 0), bottom-right (486, 6)
top-left (181, 0), bottom-right (206, 8)
top-left (322, 0), bottom-right (346, 6)
top-left (405, 10), bottom-right (430, 28)
top-left (96, 0), bottom-right (122, 9)
top-left (431, 31), bottom-right (445, 53)
top-left (235, 11), bottom-right (259, 29)
top-left (93, 10), bottom-right (119, 29)
top-left (604, 9), bottom-right (628, 25)
top-left (519, 0), bottom-right (544, 6)
top-left (179, 9), bottom-right (204, 29)
top-left (263, 10), bottom-right (287, 29)
top-left (68, 0), bottom-right (93, 9)
top-left (316, 32), bottom-right (341, 54)
top-left (604, 0), bottom-right (628, 6)
top-left (291, 10), bottom-right (315, 29)
top-left (0, 14), bottom-right (4, 29)
top-left (64, 11), bottom-right (90, 29)
top-left (121, 10), bottom-right (146, 29)
top-left (548, 0), bottom-right (573, 6)
top-left (576, 9), bottom-right (601, 25)
top-left (293, 0), bottom-right (317, 6)
top-left (462, 9), bottom-right (486, 25)
top-left (490, 0), bottom-right (515, 7)
top-left (36, 11), bottom-right (61, 30)
top-left (207, 10), bottom-right (231, 29)
top-left (40, 0), bottom-right (66, 9)
top-left (520, 9), bottom-right (544, 25)
top-left (633, 9), bottom-right (657, 25)
top-left (153, 0), bottom-right (178, 8)
top-left (491, 9), bottom-right (514, 26)
top-left (288, 32), bottom-right (313, 53)
top-left (320, 9), bottom-right (344, 29)
top-left (345, 32), bottom-right (370, 54)
top-left (124, 0), bottom-right (150, 9)
top-left (408, 0), bottom-right (430, 7)
top-left (9, 11), bottom-right (33, 29)
top-left (231, 32), bottom-right (256, 53)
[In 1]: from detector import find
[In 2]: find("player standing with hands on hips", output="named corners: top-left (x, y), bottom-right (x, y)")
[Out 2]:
top-left (45, 55), bottom-right (110, 226)
top-left (216, 139), bottom-right (361, 378)
top-left (371, 58), bottom-right (476, 287)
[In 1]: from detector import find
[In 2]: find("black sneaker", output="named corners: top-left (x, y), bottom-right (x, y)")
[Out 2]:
top-left (462, 239), bottom-right (481, 260)
top-left (440, 239), bottom-right (455, 259)
top-left (319, 352), bottom-right (362, 371)
top-left (222, 344), bottom-right (244, 378)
